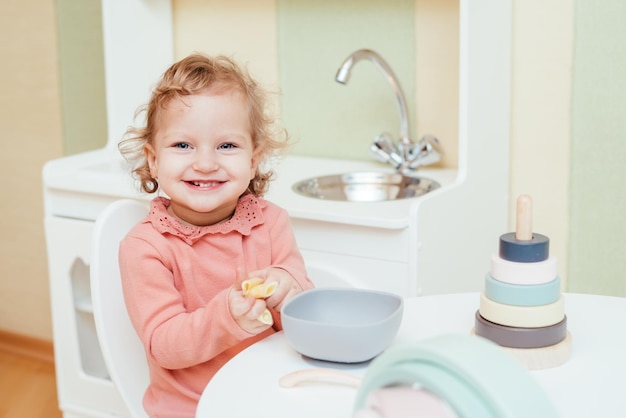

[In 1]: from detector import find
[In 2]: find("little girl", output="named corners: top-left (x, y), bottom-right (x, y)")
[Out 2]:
top-left (118, 53), bottom-right (313, 418)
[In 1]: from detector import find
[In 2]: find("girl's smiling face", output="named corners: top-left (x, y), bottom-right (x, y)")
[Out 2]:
top-left (146, 88), bottom-right (257, 226)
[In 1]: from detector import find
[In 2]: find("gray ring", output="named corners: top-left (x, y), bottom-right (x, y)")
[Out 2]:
top-left (499, 232), bottom-right (549, 263)
top-left (474, 310), bottom-right (567, 348)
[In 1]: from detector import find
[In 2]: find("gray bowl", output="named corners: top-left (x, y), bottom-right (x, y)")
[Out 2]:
top-left (281, 288), bottom-right (404, 363)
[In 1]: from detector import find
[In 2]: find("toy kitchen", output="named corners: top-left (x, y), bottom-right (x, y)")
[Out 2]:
top-left (42, 0), bottom-right (511, 417)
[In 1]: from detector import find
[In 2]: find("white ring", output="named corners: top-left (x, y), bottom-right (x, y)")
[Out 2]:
top-left (490, 254), bottom-right (557, 285)
top-left (479, 292), bottom-right (564, 328)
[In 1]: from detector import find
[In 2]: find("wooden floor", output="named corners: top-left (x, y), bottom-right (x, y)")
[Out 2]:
top-left (0, 335), bottom-right (62, 418)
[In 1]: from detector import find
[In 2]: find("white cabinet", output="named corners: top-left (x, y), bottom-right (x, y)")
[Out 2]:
top-left (291, 219), bottom-right (411, 295)
top-left (45, 216), bottom-right (131, 417)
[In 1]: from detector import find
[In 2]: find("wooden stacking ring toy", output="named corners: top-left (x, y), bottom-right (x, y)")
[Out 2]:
top-left (490, 254), bottom-right (557, 285)
top-left (474, 311), bottom-right (567, 348)
top-left (473, 194), bottom-right (571, 370)
top-left (484, 274), bottom-right (561, 306)
top-left (479, 292), bottom-right (564, 328)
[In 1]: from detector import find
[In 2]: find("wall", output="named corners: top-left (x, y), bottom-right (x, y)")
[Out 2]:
top-left (276, 0), bottom-right (417, 161)
top-left (509, 0), bottom-right (573, 289)
top-left (0, 1), bottom-right (63, 339)
top-left (172, 0), bottom-right (280, 100)
top-left (568, 0), bottom-right (626, 296)
top-left (56, 0), bottom-right (107, 155)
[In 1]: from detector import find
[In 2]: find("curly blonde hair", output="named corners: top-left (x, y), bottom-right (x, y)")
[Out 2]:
top-left (119, 53), bottom-right (288, 195)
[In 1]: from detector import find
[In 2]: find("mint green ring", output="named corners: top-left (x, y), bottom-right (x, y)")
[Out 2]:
top-left (356, 360), bottom-right (496, 417)
top-left (485, 274), bottom-right (561, 306)
top-left (354, 334), bottom-right (558, 417)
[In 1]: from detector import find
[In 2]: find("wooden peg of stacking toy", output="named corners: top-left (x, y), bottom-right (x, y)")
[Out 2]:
top-left (515, 194), bottom-right (533, 241)
top-left (499, 194), bottom-right (549, 263)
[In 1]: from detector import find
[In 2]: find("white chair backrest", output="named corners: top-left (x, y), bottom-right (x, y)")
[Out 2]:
top-left (91, 199), bottom-right (150, 418)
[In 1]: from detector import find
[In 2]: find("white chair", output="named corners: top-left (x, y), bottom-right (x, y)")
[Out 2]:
top-left (91, 199), bottom-right (150, 418)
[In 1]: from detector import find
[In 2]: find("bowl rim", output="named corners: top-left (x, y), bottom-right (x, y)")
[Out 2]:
top-left (281, 287), bottom-right (404, 328)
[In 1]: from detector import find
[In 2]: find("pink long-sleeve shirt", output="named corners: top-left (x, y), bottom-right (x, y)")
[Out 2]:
top-left (119, 194), bottom-right (313, 418)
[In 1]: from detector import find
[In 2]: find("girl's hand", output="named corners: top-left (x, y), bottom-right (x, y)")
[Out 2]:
top-left (228, 267), bottom-right (272, 334)
top-left (248, 267), bottom-right (304, 312)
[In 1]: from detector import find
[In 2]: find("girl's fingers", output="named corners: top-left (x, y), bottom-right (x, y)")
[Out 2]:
top-left (246, 298), bottom-right (268, 320)
top-left (229, 292), bottom-right (255, 316)
top-left (230, 290), bottom-right (268, 319)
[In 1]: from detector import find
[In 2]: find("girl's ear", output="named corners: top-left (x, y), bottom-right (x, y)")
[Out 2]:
top-left (249, 149), bottom-right (261, 180)
top-left (145, 143), bottom-right (158, 177)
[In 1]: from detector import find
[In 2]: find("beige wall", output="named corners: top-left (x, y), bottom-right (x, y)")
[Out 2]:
top-left (173, 0), bottom-right (279, 91)
top-left (0, 0), bottom-right (574, 341)
top-left (415, 0), bottom-right (459, 170)
top-left (509, 0), bottom-right (573, 285)
top-left (0, 1), bottom-right (63, 340)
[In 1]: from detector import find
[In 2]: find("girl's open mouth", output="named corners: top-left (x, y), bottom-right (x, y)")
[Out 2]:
top-left (187, 180), bottom-right (223, 188)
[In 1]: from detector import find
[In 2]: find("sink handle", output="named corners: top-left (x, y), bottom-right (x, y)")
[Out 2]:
top-left (406, 135), bottom-right (443, 169)
top-left (370, 133), bottom-right (403, 168)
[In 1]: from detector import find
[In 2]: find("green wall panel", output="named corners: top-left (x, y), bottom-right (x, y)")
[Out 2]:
top-left (277, 0), bottom-right (416, 160)
top-left (568, 0), bottom-right (626, 296)
top-left (56, 0), bottom-right (107, 155)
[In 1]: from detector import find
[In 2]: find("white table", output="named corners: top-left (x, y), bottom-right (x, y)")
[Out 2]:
top-left (197, 293), bottom-right (626, 417)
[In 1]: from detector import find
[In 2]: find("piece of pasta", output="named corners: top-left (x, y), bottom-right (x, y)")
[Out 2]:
top-left (257, 309), bottom-right (274, 325)
top-left (243, 281), bottom-right (277, 299)
top-left (241, 278), bottom-right (277, 325)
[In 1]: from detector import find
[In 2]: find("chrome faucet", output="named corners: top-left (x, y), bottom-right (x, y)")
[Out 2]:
top-left (335, 49), bottom-right (441, 172)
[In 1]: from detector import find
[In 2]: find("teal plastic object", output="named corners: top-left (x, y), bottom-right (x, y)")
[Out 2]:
top-left (359, 361), bottom-right (494, 417)
top-left (485, 274), bottom-right (561, 306)
top-left (354, 334), bottom-right (558, 417)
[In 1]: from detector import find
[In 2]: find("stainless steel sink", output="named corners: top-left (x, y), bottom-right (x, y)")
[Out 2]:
top-left (292, 172), bottom-right (440, 202)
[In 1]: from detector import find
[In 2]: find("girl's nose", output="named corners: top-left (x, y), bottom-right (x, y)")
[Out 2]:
top-left (193, 150), bottom-right (218, 172)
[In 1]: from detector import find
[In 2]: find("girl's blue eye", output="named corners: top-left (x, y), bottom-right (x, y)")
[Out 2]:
top-left (174, 142), bottom-right (190, 149)
top-left (219, 143), bottom-right (236, 150)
